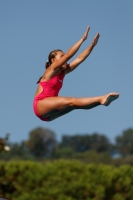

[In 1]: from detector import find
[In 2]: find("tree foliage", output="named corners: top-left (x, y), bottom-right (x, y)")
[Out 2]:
top-left (0, 133), bottom-right (10, 152)
top-left (60, 133), bottom-right (111, 153)
top-left (115, 128), bottom-right (133, 157)
top-left (1, 160), bottom-right (133, 200)
top-left (24, 127), bottom-right (57, 158)
top-left (0, 142), bottom-right (30, 160)
top-left (1, 127), bottom-right (133, 165)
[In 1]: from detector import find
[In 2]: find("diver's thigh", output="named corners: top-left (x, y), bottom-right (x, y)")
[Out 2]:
top-left (37, 96), bottom-right (74, 116)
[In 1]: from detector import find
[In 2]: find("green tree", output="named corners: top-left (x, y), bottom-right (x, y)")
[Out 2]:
top-left (75, 150), bottom-right (112, 164)
top-left (24, 127), bottom-right (57, 158)
top-left (60, 133), bottom-right (111, 153)
top-left (51, 146), bottom-right (74, 159)
top-left (0, 133), bottom-right (10, 152)
top-left (0, 142), bottom-right (31, 160)
top-left (2, 160), bottom-right (133, 200)
top-left (89, 133), bottom-right (111, 152)
top-left (115, 128), bottom-right (133, 157)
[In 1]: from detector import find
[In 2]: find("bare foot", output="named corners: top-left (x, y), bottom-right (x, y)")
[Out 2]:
top-left (101, 92), bottom-right (119, 106)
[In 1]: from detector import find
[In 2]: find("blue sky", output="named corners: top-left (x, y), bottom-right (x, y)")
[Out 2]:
top-left (0, 0), bottom-right (132, 143)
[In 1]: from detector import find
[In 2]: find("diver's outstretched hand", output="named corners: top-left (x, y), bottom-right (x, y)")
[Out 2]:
top-left (92, 32), bottom-right (100, 46)
top-left (82, 26), bottom-right (90, 42)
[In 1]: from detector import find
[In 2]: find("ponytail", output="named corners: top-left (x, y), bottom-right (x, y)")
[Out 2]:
top-left (45, 61), bottom-right (50, 69)
top-left (36, 76), bottom-right (43, 84)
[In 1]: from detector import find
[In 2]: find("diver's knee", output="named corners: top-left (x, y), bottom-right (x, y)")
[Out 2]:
top-left (68, 97), bottom-right (76, 107)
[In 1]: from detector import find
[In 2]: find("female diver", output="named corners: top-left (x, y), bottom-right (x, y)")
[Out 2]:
top-left (33, 26), bottom-right (119, 121)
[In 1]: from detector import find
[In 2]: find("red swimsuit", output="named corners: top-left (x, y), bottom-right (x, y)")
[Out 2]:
top-left (33, 71), bottom-right (65, 121)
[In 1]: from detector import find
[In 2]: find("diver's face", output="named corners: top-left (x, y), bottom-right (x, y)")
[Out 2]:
top-left (54, 51), bottom-right (67, 70)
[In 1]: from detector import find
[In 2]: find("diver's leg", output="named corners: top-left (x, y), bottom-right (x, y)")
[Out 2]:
top-left (48, 102), bottom-right (100, 121)
top-left (37, 92), bottom-right (119, 120)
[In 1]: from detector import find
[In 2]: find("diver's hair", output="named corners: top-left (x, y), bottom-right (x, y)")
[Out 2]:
top-left (36, 49), bottom-right (62, 84)
top-left (36, 76), bottom-right (43, 84)
top-left (45, 49), bottom-right (62, 69)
